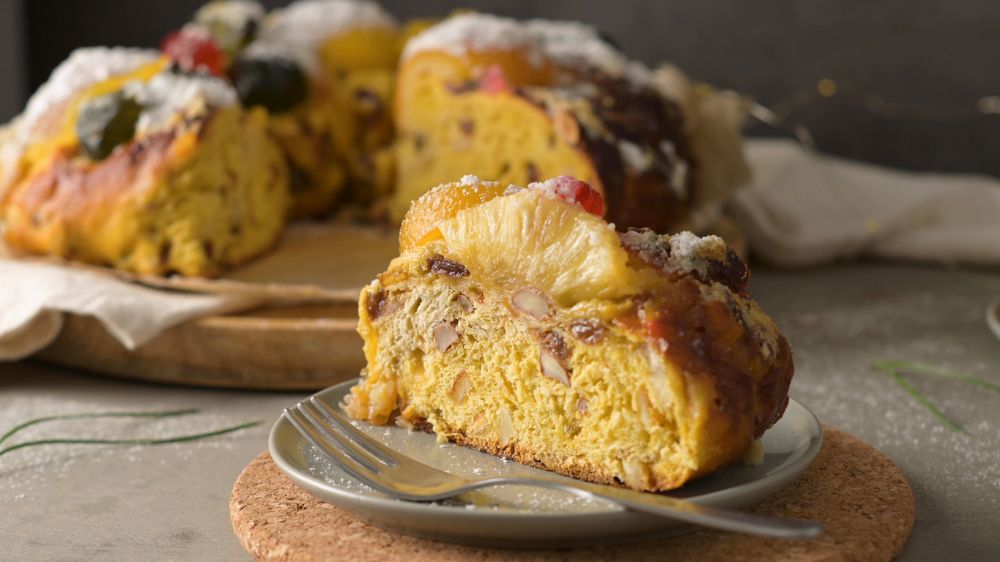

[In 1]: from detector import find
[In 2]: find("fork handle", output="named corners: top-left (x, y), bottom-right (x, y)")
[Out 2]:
top-left (470, 476), bottom-right (822, 539)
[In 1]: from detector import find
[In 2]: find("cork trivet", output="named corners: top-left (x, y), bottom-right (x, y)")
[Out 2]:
top-left (230, 427), bottom-right (915, 562)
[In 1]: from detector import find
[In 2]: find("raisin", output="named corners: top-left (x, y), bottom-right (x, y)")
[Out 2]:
top-left (428, 255), bottom-right (469, 278)
top-left (366, 289), bottom-right (387, 319)
top-left (525, 161), bottom-right (540, 183)
top-left (458, 118), bottom-right (475, 136)
top-left (540, 330), bottom-right (569, 360)
top-left (706, 248), bottom-right (751, 296)
top-left (354, 88), bottom-right (384, 124)
top-left (159, 240), bottom-right (173, 265)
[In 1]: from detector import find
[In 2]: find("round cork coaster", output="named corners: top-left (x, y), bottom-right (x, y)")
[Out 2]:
top-left (230, 427), bottom-right (914, 562)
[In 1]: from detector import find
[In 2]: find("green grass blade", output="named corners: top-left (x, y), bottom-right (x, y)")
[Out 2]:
top-left (873, 362), bottom-right (966, 433)
top-left (0, 420), bottom-right (262, 459)
top-left (876, 360), bottom-right (1000, 394)
top-left (0, 409), bottom-right (200, 446)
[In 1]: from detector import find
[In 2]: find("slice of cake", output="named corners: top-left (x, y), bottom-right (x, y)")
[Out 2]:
top-left (391, 13), bottom-right (750, 233)
top-left (346, 175), bottom-right (793, 491)
top-left (0, 47), bottom-right (289, 277)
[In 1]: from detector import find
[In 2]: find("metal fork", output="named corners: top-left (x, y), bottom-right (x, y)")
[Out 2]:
top-left (284, 397), bottom-right (822, 539)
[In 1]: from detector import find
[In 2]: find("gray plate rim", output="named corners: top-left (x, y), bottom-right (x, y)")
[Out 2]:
top-left (269, 379), bottom-right (823, 521)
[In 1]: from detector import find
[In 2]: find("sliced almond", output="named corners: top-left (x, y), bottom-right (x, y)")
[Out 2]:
top-left (433, 321), bottom-right (460, 352)
top-left (576, 396), bottom-right (589, 414)
top-left (512, 288), bottom-right (550, 320)
top-left (450, 371), bottom-right (472, 404)
top-left (540, 350), bottom-right (570, 386)
top-left (469, 413), bottom-right (488, 436)
top-left (648, 346), bottom-right (675, 414)
top-left (498, 406), bottom-right (514, 447)
top-left (554, 109), bottom-right (580, 145)
top-left (621, 458), bottom-right (651, 491)
top-left (637, 390), bottom-right (659, 427)
top-left (540, 330), bottom-right (569, 360)
top-left (457, 293), bottom-right (475, 313)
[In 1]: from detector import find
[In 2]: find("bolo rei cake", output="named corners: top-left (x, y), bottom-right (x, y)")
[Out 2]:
top-left (163, 0), bottom-right (401, 217)
top-left (346, 175), bottom-right (793, 491)
top-left (391, 12), bottom-right (750, 233)
top-left (0, 2), bottom-right (755, 279)
top-left (0, 47), bottom-right (288, 276)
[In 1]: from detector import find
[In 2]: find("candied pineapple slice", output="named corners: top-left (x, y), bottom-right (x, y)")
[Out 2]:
top-left (436, 187), bottom-right (640, 305)
top-left (398, 176), bottom-right (510, 252)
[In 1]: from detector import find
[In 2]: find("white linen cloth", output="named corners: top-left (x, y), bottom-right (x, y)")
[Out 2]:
top-left (732, 139), bottom-right (1000, 267)
top-left (0, 260), bottom-right (258, 361)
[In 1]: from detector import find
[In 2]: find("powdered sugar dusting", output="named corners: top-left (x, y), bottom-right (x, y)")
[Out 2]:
top-left (18, 47), bottom-right (159, 143)
top-left (459, 174), bottom-right (481, 186)
top-left (670, 231), bottom-right (726, 262)
top-left (402, 13), bottom-right (542, 66)
top-left (526, 19), bottom-right (651, 85)
top-left (620, 229), bottom-right (727, 280)
top-left (753, 265), bottom-right (1000, 525)
top-left (1, 47), bottom-right (159, 188)
top-left (617, 139), bottom-right (652, 173)
top-left (123, 72), bottom-right (237, 137)
top-left (0, 391), bottom-right (260, 503)
top-left (403, 14), bottom-right (654, 86)
top-left (259, 0), bottom-right (396, 51)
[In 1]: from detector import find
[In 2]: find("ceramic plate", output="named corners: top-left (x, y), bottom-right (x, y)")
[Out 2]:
top-left (987, 297), bottom-right (1000, 343)
top-left (270, 380), bottom-right (822, 548)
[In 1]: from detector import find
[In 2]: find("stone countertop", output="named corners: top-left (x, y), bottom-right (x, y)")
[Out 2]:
top-left (1, 263), bottom-right (998, 561)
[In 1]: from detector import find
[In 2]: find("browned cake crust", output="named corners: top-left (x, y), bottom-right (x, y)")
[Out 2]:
top-left (453, 72), bottom-right (696, 231)
top-left (3, 106), bottom-right (289, 277)
top-left (391, 13), bottom-right (750, 232)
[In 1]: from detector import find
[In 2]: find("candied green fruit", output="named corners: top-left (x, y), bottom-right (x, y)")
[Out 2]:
top-left (76, 91), bottom-right (142, 161)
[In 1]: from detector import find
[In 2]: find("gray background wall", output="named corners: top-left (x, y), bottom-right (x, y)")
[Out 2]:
top-left (4, 0), bottom-right (999, 176)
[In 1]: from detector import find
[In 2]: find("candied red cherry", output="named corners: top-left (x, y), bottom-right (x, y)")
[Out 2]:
top-left (479, 64), bottom-right (511, 94)
top-left (545, 176), bottom-right (605, 216)
top-left (161, 26), bottom-right (226, 76)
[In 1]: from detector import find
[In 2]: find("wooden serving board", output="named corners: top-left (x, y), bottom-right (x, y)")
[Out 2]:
top-left (29, 223), bottom-right (401, 390)
top-left (37, 303), bottom-right (364, 390)
top-left (230, 427), bottom-right (916, 561)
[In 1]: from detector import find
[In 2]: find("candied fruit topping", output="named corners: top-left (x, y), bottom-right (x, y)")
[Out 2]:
top-left (534, 176), bottom-right (605, 216)
top-left (229, 57), bottom-right (308, 113)
top-left (161, 26), bottom-right (226, 76)
top-left (480, 64), bottom-right (512, 94)
top-left (76, 91), bottom-right (142, 160)
top-left (399, 178), bottom-right (509, 252)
